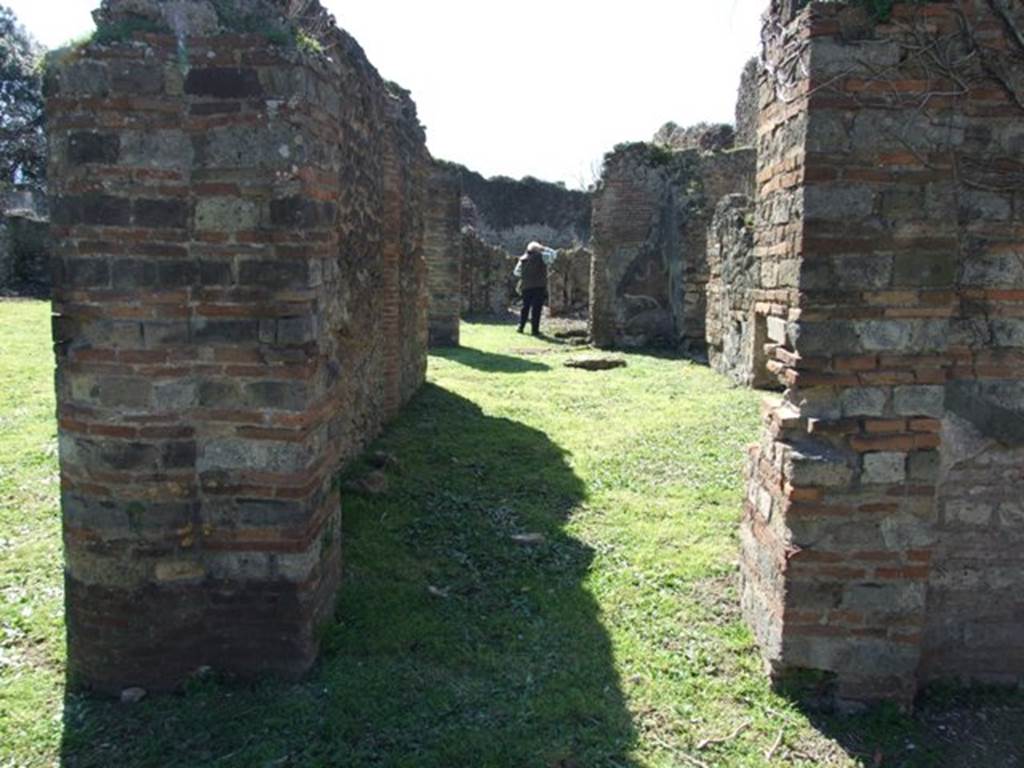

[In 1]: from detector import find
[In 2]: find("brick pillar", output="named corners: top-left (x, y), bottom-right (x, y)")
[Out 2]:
top-left (425, 165), bottom-right (461, 347)
top-left (741, 0), bottom-right (1024, 705)
top-left (46, 21), bottom-right (431, 692)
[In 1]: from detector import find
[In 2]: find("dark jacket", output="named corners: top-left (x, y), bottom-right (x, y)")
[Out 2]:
top-left (519, 252), bottom-right (548, 292)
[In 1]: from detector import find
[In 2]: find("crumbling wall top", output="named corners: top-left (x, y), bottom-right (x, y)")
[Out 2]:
top-left (93, 0), bottom-right (336, 41)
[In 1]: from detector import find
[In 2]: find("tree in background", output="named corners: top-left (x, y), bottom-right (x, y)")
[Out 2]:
top-left (0, 4), bottom-right (45, 192)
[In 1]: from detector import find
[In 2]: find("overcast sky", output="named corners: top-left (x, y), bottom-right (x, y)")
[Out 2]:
top-left (6, 0), bottom-right (767, 187)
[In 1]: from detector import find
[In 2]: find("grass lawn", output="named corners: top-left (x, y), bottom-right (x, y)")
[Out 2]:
top-left (1, 299), bottom-right (1022, 767)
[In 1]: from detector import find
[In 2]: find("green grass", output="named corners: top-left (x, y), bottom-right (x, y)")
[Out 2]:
top-left (1, 301), bottom-right (1022, 767)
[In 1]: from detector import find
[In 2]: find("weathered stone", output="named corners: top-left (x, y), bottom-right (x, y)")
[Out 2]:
top-left (68, 132), bottom-right (120, 165)
top-left (194, 197), bottom-right (258, 232)
top-left (862, 452), bottom-right (906, 485)
top-left (185, 68), bottom-right (263, 99)
top-left (893, 386), bottom-right (945, 418)
top-left (784, 440), bottom-right (855, 488)
top-left (841, 387), bottom-right (887, 418)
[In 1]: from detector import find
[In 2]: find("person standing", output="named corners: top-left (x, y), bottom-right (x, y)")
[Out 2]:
top-left (514, 241), bottom-right (557, 336)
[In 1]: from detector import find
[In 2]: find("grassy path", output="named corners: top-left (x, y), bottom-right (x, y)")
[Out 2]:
top-left (1, 301), bottom-right (1021, 767)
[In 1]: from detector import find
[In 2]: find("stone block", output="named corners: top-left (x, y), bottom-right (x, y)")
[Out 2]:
top-left (841, 387), bottom-right (887, 418)
top-left (961, 253), bottom-right (1024, 288)
top-left (766, 315), bottom-right (788, 344)
top-left (892, 252), bottom-right (956, 288)
top-left (53, 194), bottom-right (130, 227)
top-left (862, 452), bottom-right (906, 485)
top-left (184, 68), bottom-right (263, 99)
top-left (238, 259), bottom-right (309, 289)
top-left (156, 260), bottom-right (199, 288)
top-left (793, 320), bottom-right (859, 356)
top-left (908, 450), bottom-right (940, 482)
top-left (199, 438), bottom-right (312, 474)
top-left (199, 260), bottom-right (232, 285)
top-left (112, 259), bottom-right (157, 290)
top-left (68, 132), bottom-right (120, 165)
top-left (991, 319), bottom-right (1024, 348)
top-left (944, 499), bottom-right (993, 527)
top-left (154, 380), bottom-right (197, 410)
top-left (269, 197), bottom-right (336, 229)
top-left (120, 130), bottom-right (193, 170)
top-left (804, 184), bottom-right (875, 222)
top-left (855, 320), bottom-right (909, 352)
top-left (134, 199), bottom-right (189, 230)
top-left (960, 190), bottom-right (1012, 222)
top-left (198, 379), bottom-right (240, 408)
top-left (195, 197), bottom-right (259, 232)
top-left (109, 61), bottom-right (164, 95)
top-left (784, 439), bottom-right (855, 488)
top-left (66, 258), bottom-right (110, 287)
top-left (244, 381), bottom-right (308, 411)
top-left (190, 318), bottom-right (257, 344)
top-left (161, 441), bottom-right (196, 469)
top-left (94, 376), bottom-right (153, 408)
top-left (893, 386), bottom-right (945, 418)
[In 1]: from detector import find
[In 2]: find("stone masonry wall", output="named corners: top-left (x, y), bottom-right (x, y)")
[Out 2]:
top-left (547, 247), bottom-right (591, 318)
top-left (460, 228), bottom-right (591, 319)
top-left (705, 194), bottom-right (774, 388)
top-left (461, 228), bottom-right (511, 316)
top-left (590, 142), bottom-right (755, 349)
top-left (425, 164), bottom-right (461, 346)
top-left (448, 161), bottom-right (591, 255)
top-left (47, 1), bottom-right (430, 693)
top-left (0, 212), bottom-right (51, 294)
top-left (735, 57), bottom-right (762, 149)
top-left (741, 0), bottom-right (1024, 706)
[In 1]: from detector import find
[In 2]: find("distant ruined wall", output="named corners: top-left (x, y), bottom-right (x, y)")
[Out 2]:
top-left (451, 163), bottom-right (592, 254)
top-left (0, 212), bottom-right (51, 293)
top-left (0, 219), bottom-right (9, 288)
top-left (461, 228), bottom-right (511, 316)
top-left (735, 57), bottom-right (762, 149)
top-left (425, 165), bottom-right (461, 346)
top-left (547, 247), bottom-right (591, 318)
top-left (589, 142), bottom-right (755, 349)
top-left (47, 0), bottom-right (430, 693)
top-left (705, 194), bottom-right (773, 388)
top-left (461, 230), bottom-right (591, 319)
top-left (741, 0), bottom-right (1024, 706)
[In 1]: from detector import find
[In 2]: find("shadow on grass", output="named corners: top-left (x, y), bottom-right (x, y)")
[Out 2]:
top-left (781, 682), bottom-right (1024, 766)
top-left (59, 384), bottom-right (638, 768)
top-left (432, 345), bottom-right (552, 374)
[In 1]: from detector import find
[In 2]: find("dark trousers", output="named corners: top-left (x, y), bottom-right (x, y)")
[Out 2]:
top-left (519, 287), bottom-right (546, 335)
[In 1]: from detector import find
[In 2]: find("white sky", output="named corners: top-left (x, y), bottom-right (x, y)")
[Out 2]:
top-left (6, 0), bottom-right (767, 187)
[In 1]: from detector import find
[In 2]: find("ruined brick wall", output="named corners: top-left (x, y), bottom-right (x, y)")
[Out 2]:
top-left (0, 212), bottom-right (51, 293)
top-left (741, 0), bottom-right (1024, 705)
top-left (705, 194), bottom-right (774, 387)
top-left (461, 228), bottom-right (512, 316)
top-left (0, 219), bottom-right (10, 288)
top-left (425, 164), bottom-right (461, 346)
top-left (589, 143), bottom-right (755, 349)
top-left (460, 229), bottom-right (591, 319)
top-left (735, 57), bottom-right (762, 148)
top-left (547, 247), bottom-right (591, 317)
top-left (47, 2), bottom-right (430, 693)
top-left (446, 161), bottom-right (591, 254)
